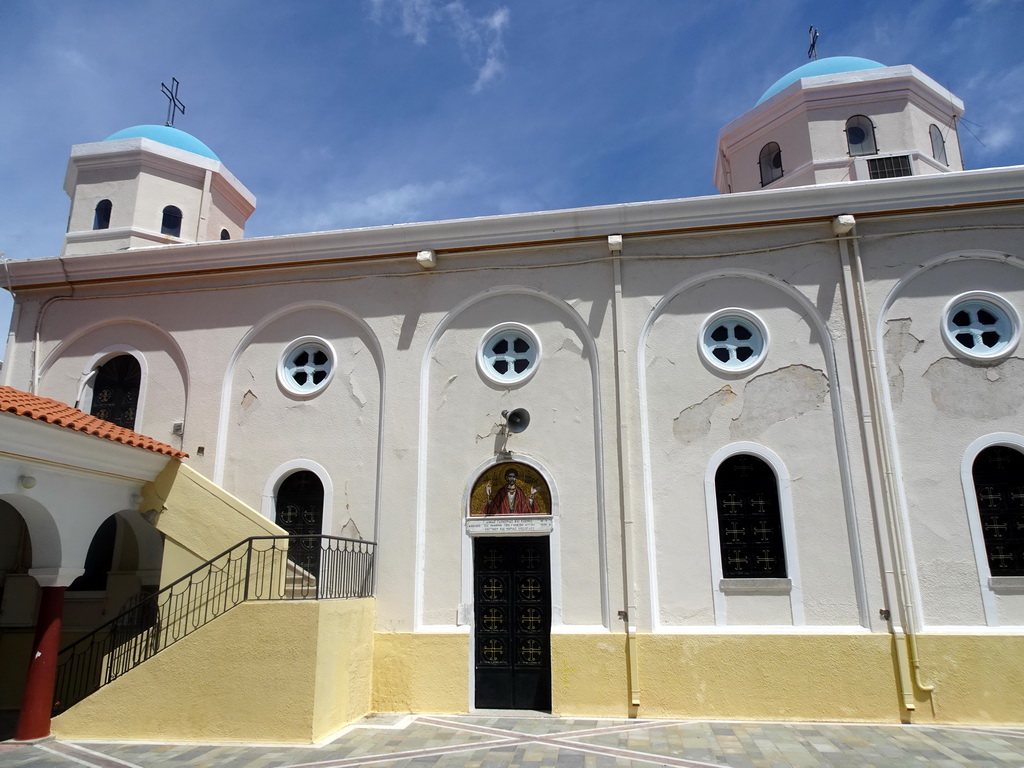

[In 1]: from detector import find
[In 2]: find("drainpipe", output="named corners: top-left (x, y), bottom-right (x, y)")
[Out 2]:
top-left (609, 234), bottom-right (640, 709)
top-left (833, 214), bottom-right (933, 715)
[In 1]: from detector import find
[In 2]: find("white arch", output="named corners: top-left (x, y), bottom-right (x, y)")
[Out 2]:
top-left (875, 249), bottom-right (1024, 630)
top-left (960, 432), bottom-right (1024, 627)
top-left (414, 284), bottom-right (608, 631)
top-left (260, 459), bottom-right (335, 537)
top-left (637, 268), bottom-right (867, 630)
top-left (213, 300), bottom-right (385, 546)
top-left (39, 316), bottom-right (191, 435)
top-left (704, 441), bottom-right (804, 626)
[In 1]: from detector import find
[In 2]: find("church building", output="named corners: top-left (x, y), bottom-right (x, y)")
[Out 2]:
top-left (2, 55), bottom-right (1023, 743)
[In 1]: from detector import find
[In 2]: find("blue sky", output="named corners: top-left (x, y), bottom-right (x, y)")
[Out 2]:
top-left (2, 0), bottom-right (1023, 360)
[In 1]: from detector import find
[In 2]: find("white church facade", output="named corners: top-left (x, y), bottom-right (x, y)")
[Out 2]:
top-left (2, 56), bottom-right (1024, 741)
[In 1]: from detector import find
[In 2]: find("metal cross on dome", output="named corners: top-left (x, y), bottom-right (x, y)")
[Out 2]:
top-left (807, 26), bottom-right (820, 61)
top-left (161, 77), bottom-right (185, 127)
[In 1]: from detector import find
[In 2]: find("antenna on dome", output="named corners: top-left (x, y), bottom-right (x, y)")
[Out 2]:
top-left (807, 26), bottom-right (820, 61)
top-left (161, 77), bottom-right (186, 127)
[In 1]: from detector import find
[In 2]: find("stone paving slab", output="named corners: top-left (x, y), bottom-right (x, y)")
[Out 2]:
top-left (2, 715), bottom-right (1024, 767)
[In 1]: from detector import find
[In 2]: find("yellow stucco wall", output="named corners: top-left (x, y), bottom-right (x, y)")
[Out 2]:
top-left (372, 632), bottom-right (470, 713)
top-left (140, 462), bottom-right (286, 587)
top-left (46, 624), bottom-right (1024, 740)
top-left (52, 599), bottom-right (375, 744)
top-left (312, 599), bottom-right (376, 741)
top-left (912, 634), bottom-right (1024, 725)
top-left (371, 632), bottom-right (1024, 725)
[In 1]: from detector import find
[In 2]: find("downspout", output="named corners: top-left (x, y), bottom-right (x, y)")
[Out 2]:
top-left (833, 214), bottom-right (932, 715)
top-left (609, 234), bottom-right (641, 709)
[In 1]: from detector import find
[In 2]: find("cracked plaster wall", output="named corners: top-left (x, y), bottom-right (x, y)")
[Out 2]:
top-left (226, 307), bottom-right (381, 543)
top-left (426, 292), bottom-right (603, 627)
top-left (881, 256), bottom-right (1024, 627)
top-left (644, 274), bottom-right (857, 628)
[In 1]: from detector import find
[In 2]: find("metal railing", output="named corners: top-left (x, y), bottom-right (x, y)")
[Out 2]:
top-left (52, 535), bottom-right (375, 715)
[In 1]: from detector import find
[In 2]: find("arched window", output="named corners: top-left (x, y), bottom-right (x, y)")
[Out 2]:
top-left (758, 142), bottom-right (783, 187)
top-left (845, 115), bottom-right (877, 156)
top-left (220, 228), bottom-right (230, 240)
top-left (972, 446), bottom-right (1024, 576)
top-left (715, 454), bottom-right (786, 578)
top-left (275, 471), bottom-right (325, 574)
top-left (161, 205), bottom-right (183, 237)
top-left (90, 354), bottom-right (141, 430)
top-left (93, 199), bottom-right (112, 230)
top-left (929, 124), bottom-right (948, 166)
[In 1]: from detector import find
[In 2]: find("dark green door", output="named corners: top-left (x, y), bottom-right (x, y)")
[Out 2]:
top-left (474, 536), bottom-right (551, 710)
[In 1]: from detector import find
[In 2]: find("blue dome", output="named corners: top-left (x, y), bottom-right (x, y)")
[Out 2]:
top-left (104, 125), bottom-right (220, 161)
top-left (756, 56), bottom-right (886, 106)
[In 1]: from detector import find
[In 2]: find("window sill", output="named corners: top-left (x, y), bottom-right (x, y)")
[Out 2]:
top-left (989, 576), bottom-right (1024, 594)
top-left (719, 578), bottom-right (792, 595)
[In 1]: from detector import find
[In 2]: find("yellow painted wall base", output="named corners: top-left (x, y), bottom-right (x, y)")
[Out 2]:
top-left (44, 625), bottom-right (1024, 740)
top-left (372, 632), bottom-right (470, 714)
top-left (371, 632), bottom-right (1024, 726)
top-left (51, 599), bottom-right (375, 744)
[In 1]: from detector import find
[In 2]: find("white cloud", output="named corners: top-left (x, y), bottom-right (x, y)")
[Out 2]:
top-left (263, 169), bottom-right (485, 234)
top-left (368, 1), bottom-right (510, 91)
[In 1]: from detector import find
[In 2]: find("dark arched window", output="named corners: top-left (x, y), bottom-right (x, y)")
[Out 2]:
top-left (845, 115), bottom-right (877, 156)
top-left (90, 355), bottom-right (141, 430)
top-left (220, 228), bottom-right (230, 240)
top-left (758, 142), bottom-right (783, 187)
top-left (973, 446), bottom-right (1024, 576)
top-left (716, 454), bottom-right (786, 578)
top-left (275, 471), bottom-right (325, 574)
top-left (161, 205), bottom-right (183, 237)
top-left (93, 199), bottom-right (112, 230)
top-left (929, 124), bottom-right (948, 166)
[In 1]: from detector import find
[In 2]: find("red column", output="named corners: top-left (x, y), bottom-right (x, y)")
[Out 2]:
top-left (15, 586), bottom-right (67, 741)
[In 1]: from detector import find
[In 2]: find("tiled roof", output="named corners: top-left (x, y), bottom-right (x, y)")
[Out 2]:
top-left (0, 385), bottom-right (188, 458)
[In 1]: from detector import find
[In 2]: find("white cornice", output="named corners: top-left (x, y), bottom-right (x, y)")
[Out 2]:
top-left (63, 138), bottom-right (256, 208)
top-left (8, 165), bottom-right (1024, 289)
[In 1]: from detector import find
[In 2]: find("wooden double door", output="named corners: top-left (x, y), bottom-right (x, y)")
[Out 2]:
top-left (473, 536), bottom-right (551, 710)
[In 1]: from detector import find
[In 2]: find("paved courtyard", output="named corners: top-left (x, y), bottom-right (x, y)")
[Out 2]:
top-left (3, 714), bottom-right (1024, 767)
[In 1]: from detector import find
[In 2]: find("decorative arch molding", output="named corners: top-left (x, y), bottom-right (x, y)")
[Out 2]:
top-left (638, 268), bottom-right (867, 630)
top-left (260, 458), bottom-right (335, 536)
top-left (960, 432), bottom-right (1024, 627)
top-left (703, 441), bottom-right (804, 626)
top-left (39, 318), bottom-right (189, 430)
top-left (213, 300), bottom-right (385, 546)
top-left (875, 249), bottom-right (1024, 630)
top-left (414, 284), bottom-right (609, 632)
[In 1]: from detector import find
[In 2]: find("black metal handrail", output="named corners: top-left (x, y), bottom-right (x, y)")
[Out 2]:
top-left (52, 535), bottom-right (375, 715)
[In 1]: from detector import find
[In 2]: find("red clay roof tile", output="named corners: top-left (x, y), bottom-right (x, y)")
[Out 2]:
top-left (0, 385), bottom-right (188, 458)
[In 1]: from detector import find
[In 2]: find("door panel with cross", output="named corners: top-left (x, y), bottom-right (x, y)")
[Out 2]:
top-left (473, 536), bottom-right (551, 710)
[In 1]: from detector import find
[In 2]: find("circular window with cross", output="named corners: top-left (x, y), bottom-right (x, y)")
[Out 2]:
top-left (699, 309), bottom-right (768, 374)
top-left (942, 292), bottom-right (1020, 362)
top-left (278, 336), bottom-right (336, 397)
top-left (478, 323), bottom-right (541, 385)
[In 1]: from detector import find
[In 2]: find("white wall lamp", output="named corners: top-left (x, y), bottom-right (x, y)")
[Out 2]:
top-left (19, 475), bottom-right (37, 489)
